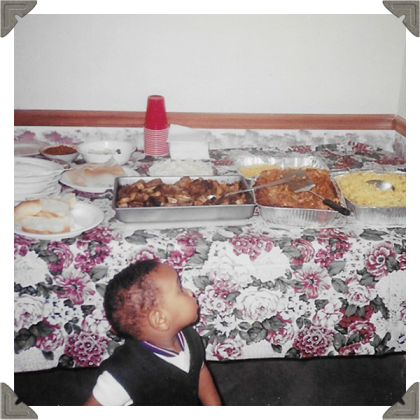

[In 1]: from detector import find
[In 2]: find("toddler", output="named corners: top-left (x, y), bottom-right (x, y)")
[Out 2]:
top-left (84, 259), bottom-right (221, 406)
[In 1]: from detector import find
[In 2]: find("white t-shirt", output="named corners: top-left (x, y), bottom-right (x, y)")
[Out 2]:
top-left (93, 333), bottom-right (191, 406)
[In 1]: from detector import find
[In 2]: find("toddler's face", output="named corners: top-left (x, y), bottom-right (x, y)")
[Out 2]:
top-left (154, 264), bottom-right (199, 330)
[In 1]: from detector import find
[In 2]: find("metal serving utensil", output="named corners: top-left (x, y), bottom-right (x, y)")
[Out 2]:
top-left (366, 179), bottom-right (395, 191)
top-left (289, 177), bottom-right (351, 216)
top-left (205, 169), bottom-right (306, 200)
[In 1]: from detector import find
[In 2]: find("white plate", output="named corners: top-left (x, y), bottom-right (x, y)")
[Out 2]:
top-left (14, 184), bottom-right (62, 204)
top-left (14, 157), bottom-right (66, 181)
top-left (60, 167), bottom-right (138, 193)
top-left (14, 202), bottom-right (104, 240)
top-left (14, 184), bottom-right (61, 206)
top-left (15, 177), bottom-right (60, 189)
top-left (14, 141), bottom-right (49, 157)
top-left (15, 173), bottom-right (63, 184)
top-left (14, 180), bottom-right (60, 194)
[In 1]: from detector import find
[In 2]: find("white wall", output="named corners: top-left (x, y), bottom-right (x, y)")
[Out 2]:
top-left (397, 48), bottom-right (406, 119)
top-left (14, 14), bottom-right (406, 115)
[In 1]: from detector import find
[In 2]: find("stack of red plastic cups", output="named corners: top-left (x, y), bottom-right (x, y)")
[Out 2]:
top-left (143, 95), bottom-right (169, 157)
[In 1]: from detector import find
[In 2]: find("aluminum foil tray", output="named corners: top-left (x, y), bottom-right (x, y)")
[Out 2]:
top-left (257, 175), bottom-right (346, 227)
top-left (333, 171), bottom-right (406, 226)
top-left (234, 155), bottom-right (329, 179)
top-left (343, 199), bottom-right (405, 225)
top-left (112, 175), bottom-right (256, 223)
top-left (259, 206), bottom-right (339, 227)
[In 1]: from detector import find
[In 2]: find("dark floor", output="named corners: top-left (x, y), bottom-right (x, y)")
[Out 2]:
top-left (13, 353), bottom-right (406, 406)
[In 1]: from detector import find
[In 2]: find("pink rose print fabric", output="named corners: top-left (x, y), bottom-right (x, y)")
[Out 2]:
top-left (14, 131), bottom-right (406, 371)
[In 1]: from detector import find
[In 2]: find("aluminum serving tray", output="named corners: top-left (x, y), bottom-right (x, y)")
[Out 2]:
top-left (253, 157), bottom-right (346, 227)
top-left (343, 200), bottom-right (405, 225)
top-left (333, 171), bottom-right (406, 226)
top-left (234, 155), bottom-right (329, 179)
top-left (112, 175), bottom-right (256, 223)
top-left (258, 178), bottom-right (346, 227)
top-left (259, 205), bottom-right (341, 227)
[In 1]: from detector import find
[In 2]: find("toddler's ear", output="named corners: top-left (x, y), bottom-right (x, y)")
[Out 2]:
top-left (148, 309), bottom-right (169, 331)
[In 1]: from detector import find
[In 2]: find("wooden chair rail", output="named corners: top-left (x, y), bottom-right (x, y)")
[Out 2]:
top-left (14, 110), bottom-right (405, 136)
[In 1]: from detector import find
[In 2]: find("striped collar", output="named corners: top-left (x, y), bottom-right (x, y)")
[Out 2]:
top-left (139, 332), bottom-right (185, 357)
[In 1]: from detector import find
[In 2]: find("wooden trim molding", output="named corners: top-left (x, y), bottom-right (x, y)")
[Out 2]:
top-left (14, 110), bottom-right (405, 135)
top-left (393, 115), bottom-right (406, 137)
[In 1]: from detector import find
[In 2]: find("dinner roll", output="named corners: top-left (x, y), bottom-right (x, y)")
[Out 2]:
top-left (14, 200), bottom-right (43, 223)
top-left (14, 193), bottom-right (77, 234)
top-left (20, 215), bottom-right (71, 234)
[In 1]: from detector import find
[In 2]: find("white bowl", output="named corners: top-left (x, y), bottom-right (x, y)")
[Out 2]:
top-left (77, 141), bottom-right (136, 165)
top-left (40, 145), bottom-right (79, 163)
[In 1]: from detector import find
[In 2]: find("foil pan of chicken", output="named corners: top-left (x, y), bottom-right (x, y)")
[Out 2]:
top-left (112, 175), bottom-right (256, 223)
top-left (255, 167), bottom-right (346, 227)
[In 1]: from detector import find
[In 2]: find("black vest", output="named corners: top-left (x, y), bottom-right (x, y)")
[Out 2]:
top-left (98, 326), bottom-right (205, 405)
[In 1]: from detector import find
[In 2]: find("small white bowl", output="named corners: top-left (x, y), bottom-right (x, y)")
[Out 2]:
top-left (77, 140), bottom-right (136, 165)
top-left (40, 145), bottom-right (79, 163)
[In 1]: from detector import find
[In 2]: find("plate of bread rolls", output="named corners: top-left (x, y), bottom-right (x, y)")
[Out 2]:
top-left (14, 193), bottom-right (104, 239)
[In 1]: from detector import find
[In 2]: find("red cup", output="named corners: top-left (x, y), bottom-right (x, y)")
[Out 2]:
top-left (144, 127), bottom-right (169, 156)
top-left (143, 95), bottom-right (169, 156)
top-left (144, 95), bottom-right (168, 130)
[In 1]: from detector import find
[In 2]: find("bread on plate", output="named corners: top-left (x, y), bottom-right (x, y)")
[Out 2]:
top-left (64, 163), bottom-right (125, 187)
top-left (14, 193), bottom-right (77, 234)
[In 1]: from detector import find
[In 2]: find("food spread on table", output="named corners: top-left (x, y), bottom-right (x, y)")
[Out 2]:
top-left (15, 141), bottom-right (403, 229)
top-left (14, 137), bottom-right (408, 231)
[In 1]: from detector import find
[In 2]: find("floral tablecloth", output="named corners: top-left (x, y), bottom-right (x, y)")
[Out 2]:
top-left (14, 128), bottom-right (406, 372)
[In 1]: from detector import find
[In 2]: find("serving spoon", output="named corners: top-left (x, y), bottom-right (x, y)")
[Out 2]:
top-left (366, 180), bottom-right (395, 191)
top-left (205, 169), bottom-right (307, 200)
top-left (290, 178), bottom-right (351, 216)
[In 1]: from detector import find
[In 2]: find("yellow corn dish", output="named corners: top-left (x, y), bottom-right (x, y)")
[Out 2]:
top-left (335, 172), bottom-right (406, 207)
top-left (239, 164), bottom-right (281, 178)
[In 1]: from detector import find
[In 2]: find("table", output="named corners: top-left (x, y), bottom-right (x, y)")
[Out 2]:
top-left (14, 128), bottom-right (406, 372)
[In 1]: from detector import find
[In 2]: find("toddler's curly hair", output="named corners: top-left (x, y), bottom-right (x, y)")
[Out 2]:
top-left (104, 259), bottom-right (161, 339)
